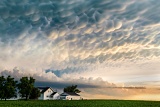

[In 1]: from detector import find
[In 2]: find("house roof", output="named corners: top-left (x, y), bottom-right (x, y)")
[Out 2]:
top-left (61, 92), bottom-right (80, 96)
top-left (50, 92), bottom-right (57, 96)
top-left (37, 87), bottom-right (54, 93)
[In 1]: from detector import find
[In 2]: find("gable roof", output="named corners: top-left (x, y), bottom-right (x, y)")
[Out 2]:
top-left (51, 92), bottom-right (58, 96)
top-left (37, 87), bottom-right (54, 93)
top-left (61, 92), bottom-right (80, 96)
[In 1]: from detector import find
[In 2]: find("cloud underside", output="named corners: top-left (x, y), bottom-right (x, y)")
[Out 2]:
top-left (1, 68), bottom-right (160, 100)
top-left (0, 0), bottom-right (160, 99)
top-left (1, 0), bottom-right (160, 68)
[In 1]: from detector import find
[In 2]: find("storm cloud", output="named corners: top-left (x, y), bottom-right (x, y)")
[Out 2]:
top-left (0, 0), bottom-right (160, 100)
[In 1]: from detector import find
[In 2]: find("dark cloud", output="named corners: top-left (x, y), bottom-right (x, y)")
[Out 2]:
top-left (35, 81), bottom-right (97, 89)
top-left (45, 66), bottom-right (87, 77)
top-left (0, 0), bottom-right (160, 90)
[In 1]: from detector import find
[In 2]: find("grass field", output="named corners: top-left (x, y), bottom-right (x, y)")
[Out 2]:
top-left (0, 100), bottom-right (159, 107)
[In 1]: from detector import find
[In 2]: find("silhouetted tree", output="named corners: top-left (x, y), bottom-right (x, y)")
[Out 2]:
top-left (29, 87), bottom-right (40, 100)
top-left (17, 77), bottom-right (35, 100)
top-left (0, 76), bottom-right (5, 100)
top-left (0, 76), bottom-right (17, 100)
top-left (64, 85), bottom-right (81, 93)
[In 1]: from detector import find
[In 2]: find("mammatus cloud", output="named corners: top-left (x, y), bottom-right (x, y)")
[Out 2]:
top-left (0, 0), bottom-right (160, 100)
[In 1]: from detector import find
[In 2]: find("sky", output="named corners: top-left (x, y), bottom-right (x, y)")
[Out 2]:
top-left (0, 0), bottom-right (160, 100)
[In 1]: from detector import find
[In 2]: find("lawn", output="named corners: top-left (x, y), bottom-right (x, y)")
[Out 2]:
top-left (0, 100), bottom-right (159, 107)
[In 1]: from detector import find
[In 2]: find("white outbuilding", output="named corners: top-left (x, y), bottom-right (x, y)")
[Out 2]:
top-left (60, 92), bottom-right (82, 100)
top-left (37, 87), bottom-right (60, 100)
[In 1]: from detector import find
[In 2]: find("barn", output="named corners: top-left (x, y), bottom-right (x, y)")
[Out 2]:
top-left (60, 92), bottom-right (82, 100)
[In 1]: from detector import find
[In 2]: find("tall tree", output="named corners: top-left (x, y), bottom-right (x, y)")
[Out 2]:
top-left (0, 76), bottom-right (5, 100)
top-left (0, 76), bottom-right (17, 100)
top-left (29, 87), bottom-right (40, 100)
top-left (4, 76), bottom-right (17, 100)
top-left (17, 77), bottom-right (35, 100)
top-left (64, 85), bottom-right (81, 93)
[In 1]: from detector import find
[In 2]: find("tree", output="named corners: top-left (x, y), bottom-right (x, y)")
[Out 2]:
top-left (0, 76), bottom-right (5, 100)
top-left (29, 87), bottom-right (40, 100)
top-left (0, 76), bottom-right (17, 100)
top-left (64, 85), bottom-right (81, 93)
top-left (17, 77), bottom-right (35, 100)
top-left (4, 76), bottom-right (17, 100)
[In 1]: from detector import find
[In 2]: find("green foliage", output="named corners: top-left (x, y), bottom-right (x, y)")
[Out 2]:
top-left (0, 76), bottom-right (5, 100)
top-left (0, 76), bottom-right (17, 100)
top-left (64, 85), bottom-right (81, 93)
top-left (17, 77), bottom-right (35, 100)
top-left (29, 87), bottom-right (40, 100)
top-left (0, 100), bottom-right (160, 107)
top-left (1, 76), bottom-right (39, 100)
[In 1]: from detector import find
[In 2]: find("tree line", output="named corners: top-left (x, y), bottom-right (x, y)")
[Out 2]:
top-left (0, 75), bottom-right (81, 101)
top-left (0, 76), bottom-right (40, 100)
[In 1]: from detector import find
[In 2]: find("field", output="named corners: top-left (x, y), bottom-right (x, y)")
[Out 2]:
top-left (0, 100), bottom-right (159, 107)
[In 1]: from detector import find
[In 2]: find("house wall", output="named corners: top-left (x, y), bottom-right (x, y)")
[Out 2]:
top-left (60, 92), bottom-right (82, 100)
top-left (52, 93), bottom-right (60, 100)
top-left (38, 93), bottom-right (44, 100)
top-left (60, 95), bottom-right (81, 100)
top-left (66, 95), bottom-right (81, 100)
top-left (60, 96), bottom-right (66, 100)
top-left (43, 88), bottom-right (54, 100)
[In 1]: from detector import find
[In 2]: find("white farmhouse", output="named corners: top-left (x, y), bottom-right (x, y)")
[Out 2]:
top-left (60, 92), bottom-right (82, 100)
top-left (37, 87), bottom-right (60, 100)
